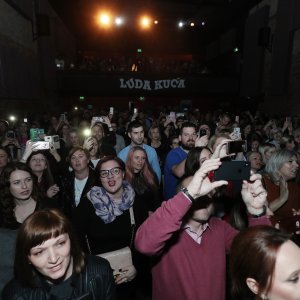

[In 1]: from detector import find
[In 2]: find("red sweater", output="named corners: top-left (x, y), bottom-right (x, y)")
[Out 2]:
top-left (135, 192), bottom-right (270, 300)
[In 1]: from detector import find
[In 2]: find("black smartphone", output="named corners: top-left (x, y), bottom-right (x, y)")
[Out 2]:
top-left (214, 161), bottom-right (251, 181)
top-left (226, 140), bottom-right (247, 155)
top-left (6, 130), bottom-right (16, 139)
top-left (199, 128), bottom-right (207, 137)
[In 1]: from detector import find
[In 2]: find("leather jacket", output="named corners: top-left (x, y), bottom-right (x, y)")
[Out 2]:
top-left (2, 255), bottom-right (116, 300)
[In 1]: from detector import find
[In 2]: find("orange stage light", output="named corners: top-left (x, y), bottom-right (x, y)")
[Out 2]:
top-left (139, 16), bottom-right (152, 29)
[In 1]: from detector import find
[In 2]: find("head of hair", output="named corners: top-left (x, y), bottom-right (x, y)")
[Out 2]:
top-left (67, 146), bottom-right (91, 164)
top-left (184, 147), bottom-right (212, 178)
top-left (230, 225), bottom-right (291, 299)
top-left (279, 135), bottom-right (295, 149)
top-left (127, 120), bottom-right (144, 134)
top-left (265, 149), bottom-right (297, 182)
top-left (26, 150), bottom-right (54, 190)
top-left (258, 142), bottom-right (276, 164)
top-left (95, 155), bottom-right (125, 185)
top-left (0, 162), bottom-right (40, 227)
top-left (148, 125), bottom-right (161, 141)
top-left (125, 146), bottom-right (157, 193)
top-left (180, 122), bottom-right (197, 135)
top-left (208, 133), bottom-right (231, 152)
top-left (14, 209), bottom-right (85, 287)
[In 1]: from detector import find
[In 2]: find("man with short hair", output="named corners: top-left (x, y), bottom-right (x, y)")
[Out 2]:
top-left (118, 120), bottom-right (161, 183)
top-left (163, 122), bottom-right (208, 199)
top-left (135, 160), bottom-right (270, 300)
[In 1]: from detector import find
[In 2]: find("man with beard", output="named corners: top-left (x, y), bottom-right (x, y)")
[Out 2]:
top-left (163, 122), bottom-right (207, 199)
top-left (118, 120), bottom-right (161, 183)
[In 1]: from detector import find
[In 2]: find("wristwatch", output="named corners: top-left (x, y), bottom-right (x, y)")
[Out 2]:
top-left (180, 187), bottom-right (195, 203)
top-left (248, 205), bottom-right (267, 218)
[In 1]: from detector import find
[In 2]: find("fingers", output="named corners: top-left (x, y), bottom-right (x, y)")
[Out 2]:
top-left (211, 180), bottom-right (228, 189)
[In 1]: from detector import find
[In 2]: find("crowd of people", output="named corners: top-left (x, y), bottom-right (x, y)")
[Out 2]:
top-left (0, 106), bottom-right (300, 300)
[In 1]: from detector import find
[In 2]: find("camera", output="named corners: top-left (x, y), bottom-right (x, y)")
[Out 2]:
top-left (93, 116), bottom-right (104, 123)
top-left (6, 130), bottom-right (16, 139)
top-left (44, 135), bottom-right (60, 149)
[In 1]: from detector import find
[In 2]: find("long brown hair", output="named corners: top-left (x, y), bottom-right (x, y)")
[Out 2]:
top-left (125, 146), bottom-right (158, 193)
top-left (14, 209), bottom-right (85, 287)
top-left (0, 162), bottom-right (40, 227)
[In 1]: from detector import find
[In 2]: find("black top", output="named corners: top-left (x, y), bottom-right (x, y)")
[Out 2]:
top-left (2, 255), bottom-right (116, 300)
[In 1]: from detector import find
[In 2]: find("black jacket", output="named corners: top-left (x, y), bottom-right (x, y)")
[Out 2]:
top-left (2, 255), bottom-right (116, 300)
top-left (60, 168), bottom-right (96, 221)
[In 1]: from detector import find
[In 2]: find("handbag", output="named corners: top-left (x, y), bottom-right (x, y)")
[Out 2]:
top-left (86, 207), bottom-right (135, 277)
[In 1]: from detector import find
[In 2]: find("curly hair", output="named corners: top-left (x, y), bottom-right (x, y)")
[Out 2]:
top-left (0, 162), bottom-right (40, 228)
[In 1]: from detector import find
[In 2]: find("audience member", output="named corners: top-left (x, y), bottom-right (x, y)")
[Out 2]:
top-left (135, 159), bottom-right (270, 300)
top-left (230, 225), bottom-right (300, 300)
top-left (2, 209), bottom-right (116, 300)
top-left (118, 121), bottom-right (161, 183)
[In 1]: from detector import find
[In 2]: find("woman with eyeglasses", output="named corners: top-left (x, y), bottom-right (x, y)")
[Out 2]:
top-left (0, 162), bottom-right (57, 229)
top-left (73, 156), bottom-right (137, 300)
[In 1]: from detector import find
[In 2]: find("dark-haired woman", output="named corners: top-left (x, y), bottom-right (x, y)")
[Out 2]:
top-left (73, 156), bottom-right (137, 300)
top-left (2, 209), bottom-right (116, 300)
top-left (0, 162), bottom-right (57, 229)
top-left (230, 225), bottom-right (300, 300)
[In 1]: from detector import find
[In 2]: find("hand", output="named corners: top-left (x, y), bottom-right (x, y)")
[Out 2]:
top-left (211, 139), bottom-right (231, 159)
top-left (186, 158), bottom-right (228, 199)
top-left (83, 137), bottom-right (94, 151)
top-left (195, 135), bottom-right (208, 147)
top-left (115, 265), bottom-right (137, 285)
top-left (101, 116), bottom-right (111, 126)
top-left (21, 140), bottom-right (38, 162)
top-left (46, 184), bottom-right (60, 198)
top-left (279, 176), bottom-right (289, 201)
top-left (242, 173), bottom-right (268, 215)
top-left (49, 142), bottom-right (57, 155)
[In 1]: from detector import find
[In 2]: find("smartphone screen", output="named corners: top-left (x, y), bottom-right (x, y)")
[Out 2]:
top-left (109, 107), bottom-right (114, 115)
top-left (226, 140), bottom-right (247, 155)
top-left (214, 161), bottom-right (250, 181)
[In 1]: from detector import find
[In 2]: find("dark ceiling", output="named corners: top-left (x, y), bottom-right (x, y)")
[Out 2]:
top-left (49, 0), bottom-right (263, 54)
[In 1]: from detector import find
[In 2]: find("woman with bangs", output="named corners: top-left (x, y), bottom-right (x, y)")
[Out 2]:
top-left (2, 208), bottom-right (115, 300)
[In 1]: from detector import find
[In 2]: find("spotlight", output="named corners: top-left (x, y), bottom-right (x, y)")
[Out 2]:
top-left (97, 12), bottom-right (112, 28)
top-left (190, 22), bottom-right (195, 27)
top-left (201, 21), bottom-right (205, 26)
top-left (140, 16), bottom-right (152, 29)
top-left (178, 21), bottom-right (184, 28)
top-left (74, 106), bottom-right (78, 111)
top-left (154, 20), bottom-right (158, 24)
top-left (115, 17), bottom-right (124, 26)
top-left (9, 115), bottom-right (16, 122)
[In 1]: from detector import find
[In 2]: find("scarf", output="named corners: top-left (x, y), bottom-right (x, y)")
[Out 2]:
top-left (87, 181), bottom-right (135, 224)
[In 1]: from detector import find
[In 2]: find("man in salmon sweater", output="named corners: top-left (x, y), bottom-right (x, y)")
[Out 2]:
top-left (135, 158), bottom-right (270, 300)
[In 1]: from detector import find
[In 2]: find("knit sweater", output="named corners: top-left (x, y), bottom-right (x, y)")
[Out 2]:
top-left (135, 192), bottom-right (270, 300)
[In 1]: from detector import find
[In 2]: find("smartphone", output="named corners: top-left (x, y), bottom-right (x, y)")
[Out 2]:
top-left (286, 116), bottom-right (291, 122)
top-left (34, 141), bottom-right (50, 150)
top-left (214, 161), bottom-right (251, 181)
top-left (60, 113), bottom-right (66, 122)
top-left (30, 128), bottom-right (45, 142)
top-left (6, 130), bottom-right (16, 139)
top-left (199, 128), bottom-right (207, 137)
top-left (93, 116), bottom-right (104, 123)
top-left (109, 107), bottom-right (114, 115)
top-left (235, 115), bottom-right (240, 123)
top-left (24, 118), bottom-right (28, 123)
top-left (134, 108), bottom-right (138, 114)
top-left (226, 140), bottom-right (247, 155)
top-left (233, 127), bottom-right (241, 140)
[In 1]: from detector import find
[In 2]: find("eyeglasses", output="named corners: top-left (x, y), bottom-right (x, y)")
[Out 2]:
top-left (99, 167), bottom-right (122, 178)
